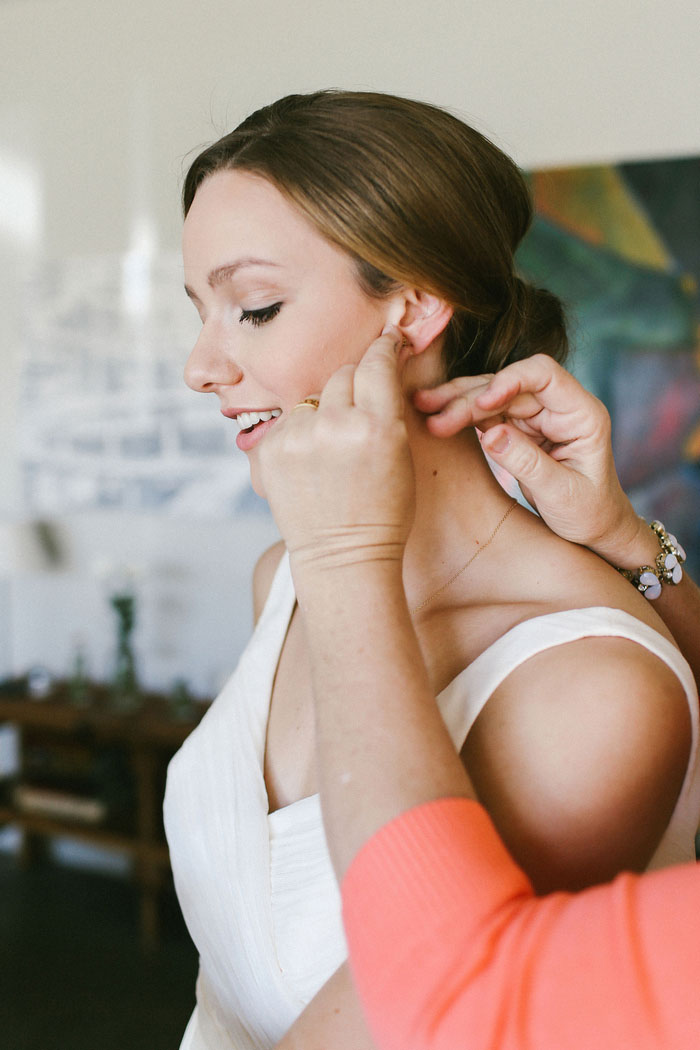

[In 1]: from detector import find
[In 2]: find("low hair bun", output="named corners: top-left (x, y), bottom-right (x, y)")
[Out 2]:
top-left (491, 278), bottom-right (569, 370)
top-left (443, 278), bottom-right (568, 380)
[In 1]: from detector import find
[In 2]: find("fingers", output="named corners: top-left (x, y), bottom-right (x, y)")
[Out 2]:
top-left (474, 355), bottom-right (595, 417)
top-left (480, 423), bottom-right (562, 493)
top-left (414, 375), bottom-right (493, 414)
top-left (423, 395), bottom-right (486, 437)
top-left (319, 363), bottom-right (355, 408)
top-left (416, 377), bottom-right (540, 438)
top-left (415, 376), bottom-right (495, 437)
top-left (414, 363), bottom-right (558, 429)
top-left (415, 357), bottom-right (610, 452)
top-left (352, 325), bottom-right (404, 419)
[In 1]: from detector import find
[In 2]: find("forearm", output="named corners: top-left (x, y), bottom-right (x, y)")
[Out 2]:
top-left (342, 797), bottom-right (700, 1050)
top-left (274, 962), bottom-right (376, 1050)
top-left (590, 509), bottom-right (700, 692)
top-left (293, 555), bottom-right (472, 880)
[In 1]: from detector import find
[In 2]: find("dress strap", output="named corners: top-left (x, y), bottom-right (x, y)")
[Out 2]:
top-left (438, 606), bottom-right (697, 752)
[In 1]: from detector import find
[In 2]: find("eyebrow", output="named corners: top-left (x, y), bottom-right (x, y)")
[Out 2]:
top-left (184, 257), bottom-right (282, 300)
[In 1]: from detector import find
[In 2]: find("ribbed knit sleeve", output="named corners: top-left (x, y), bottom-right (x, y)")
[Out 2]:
top-left (342, 797), bottom-right (700, 1050)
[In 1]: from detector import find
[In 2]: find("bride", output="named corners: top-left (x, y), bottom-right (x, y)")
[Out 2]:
top-left (164, 89), bottom-right (700, 1049)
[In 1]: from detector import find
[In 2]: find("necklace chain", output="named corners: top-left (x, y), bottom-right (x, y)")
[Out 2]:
top-left (410, 499), bottom-right (518, 615)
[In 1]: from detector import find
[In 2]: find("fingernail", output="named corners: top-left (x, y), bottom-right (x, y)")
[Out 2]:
top-left (487, 429), bottom-right (510, 454)
top-left (381, 324), bottom-right (404, 353)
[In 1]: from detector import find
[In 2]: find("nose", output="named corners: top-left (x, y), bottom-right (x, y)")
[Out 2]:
top-left (184, 325), bottom-right (244, 393)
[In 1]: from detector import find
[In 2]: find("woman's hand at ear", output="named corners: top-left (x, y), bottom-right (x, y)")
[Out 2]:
top-left (414, 353), bottom-right (645, 564)
top-left (258, 326), bottom-right (415, 579)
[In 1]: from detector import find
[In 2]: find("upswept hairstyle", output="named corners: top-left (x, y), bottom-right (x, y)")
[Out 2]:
top-left (183, 90), bottom-right (567, 379)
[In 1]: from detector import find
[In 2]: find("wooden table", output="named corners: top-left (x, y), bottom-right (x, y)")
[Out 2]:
top-left (0, 683), bottom-right (209, 949)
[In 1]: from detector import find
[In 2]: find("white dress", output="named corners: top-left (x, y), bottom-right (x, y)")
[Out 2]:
top-left (164, 553), bottom-right (700, 1049)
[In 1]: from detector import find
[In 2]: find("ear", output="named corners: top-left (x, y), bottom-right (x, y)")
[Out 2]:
top-left (387, 289), bottom-right (453, 354)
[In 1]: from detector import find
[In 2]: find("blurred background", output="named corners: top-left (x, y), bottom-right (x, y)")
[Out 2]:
top-left (0, 0), bottom-right (698, 1047)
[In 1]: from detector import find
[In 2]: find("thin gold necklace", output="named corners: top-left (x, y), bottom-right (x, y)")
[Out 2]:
top-left (410, 499), bottom-right (518, 615)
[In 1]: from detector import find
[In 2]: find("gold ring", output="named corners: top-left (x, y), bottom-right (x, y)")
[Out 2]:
top-left (293, 397), bottom-right (320, 411)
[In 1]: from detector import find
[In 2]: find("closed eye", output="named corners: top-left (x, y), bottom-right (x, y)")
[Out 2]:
top-left (239, 302), bottom-right (283, 327)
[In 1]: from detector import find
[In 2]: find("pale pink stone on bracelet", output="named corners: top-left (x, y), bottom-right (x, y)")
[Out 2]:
top-left (639, 571), bottom-right (662, 599)
top-left (668, 536), bottom-right (687, 561)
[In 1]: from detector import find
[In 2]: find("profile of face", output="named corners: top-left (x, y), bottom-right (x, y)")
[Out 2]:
top-left (182, 171), bottom-right (396, 497)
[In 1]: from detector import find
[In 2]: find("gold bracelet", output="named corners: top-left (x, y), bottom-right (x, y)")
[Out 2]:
top-left (616, 519), bottom-right (686, 600)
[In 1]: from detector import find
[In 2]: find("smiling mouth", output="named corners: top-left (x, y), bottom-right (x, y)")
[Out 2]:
top-left (235, 408), bottom-right (282, 432)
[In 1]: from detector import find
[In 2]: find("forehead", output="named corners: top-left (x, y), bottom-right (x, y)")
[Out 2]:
top-left (182, 170), bottom-right (339, 273)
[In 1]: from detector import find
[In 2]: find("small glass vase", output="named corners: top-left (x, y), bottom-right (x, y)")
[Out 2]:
top-left (110, 592), bottom-right (140, 712)
top-left (68, 643), bottom-right (91, 708)
top-left (168, 678), bottom-right (196, 722)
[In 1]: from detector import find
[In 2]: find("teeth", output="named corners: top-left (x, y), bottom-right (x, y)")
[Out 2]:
top-left (235, 408), bottom-right (282, 430)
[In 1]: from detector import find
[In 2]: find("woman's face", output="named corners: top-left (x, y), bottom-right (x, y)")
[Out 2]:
top-left (182, 170), bottom-right (392, 497)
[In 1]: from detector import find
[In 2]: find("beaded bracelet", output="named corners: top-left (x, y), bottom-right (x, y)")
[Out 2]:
top-left (616, 519), bottom-right (687, 600)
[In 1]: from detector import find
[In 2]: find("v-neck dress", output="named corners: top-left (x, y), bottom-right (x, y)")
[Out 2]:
top-left (163, 552), bottom-right (700, 1050)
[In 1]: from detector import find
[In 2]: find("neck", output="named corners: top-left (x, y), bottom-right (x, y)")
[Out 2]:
top-left (401, 401), bottom-right (517, 613)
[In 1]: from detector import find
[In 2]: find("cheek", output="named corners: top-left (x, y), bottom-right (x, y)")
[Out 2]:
top-left (310, 312), bottom-right (383, 382)
top-left (260, 300), bottom-right (384, 398)
top-left (262, 338), bottom-right (333, 400)
top-left (269, 356), bottom-right (322, 401)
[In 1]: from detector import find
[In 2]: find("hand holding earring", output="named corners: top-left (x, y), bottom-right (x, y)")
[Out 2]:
top-left (258, 326), bottom-right (415, 579)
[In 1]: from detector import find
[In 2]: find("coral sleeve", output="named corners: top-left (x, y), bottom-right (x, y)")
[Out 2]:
top-left (342, 798), bottom-right (700, 1050)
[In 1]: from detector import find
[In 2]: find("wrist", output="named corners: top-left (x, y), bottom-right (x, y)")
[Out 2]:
top-left (615, 519), bottom-right (686, 600)
top-left (587, 500), bottom-right (657, 568)
top-left (290, 541), bottom-right (406, 606)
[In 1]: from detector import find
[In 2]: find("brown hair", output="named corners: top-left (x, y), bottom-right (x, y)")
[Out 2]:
top-left (183, 90), bottom-right (567, 379)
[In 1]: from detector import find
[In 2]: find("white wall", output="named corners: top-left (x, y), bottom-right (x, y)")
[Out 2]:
top-left (1, 0), bottom-right (698, 693)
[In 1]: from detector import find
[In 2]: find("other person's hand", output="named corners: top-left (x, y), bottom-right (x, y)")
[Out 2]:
top-left (414, 353), bottom-right (646, 562)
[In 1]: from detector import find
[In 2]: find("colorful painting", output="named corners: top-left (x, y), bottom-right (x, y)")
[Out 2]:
top-left (518, 157), bottom-right (700, 576)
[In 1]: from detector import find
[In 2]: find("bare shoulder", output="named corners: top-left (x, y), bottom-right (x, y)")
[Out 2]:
top-left (462, 634), bottom-right (692, 893)
top-left (252, 540), bottom-right (286, 624)
top-left (505, 505), bottom-right (676, 642)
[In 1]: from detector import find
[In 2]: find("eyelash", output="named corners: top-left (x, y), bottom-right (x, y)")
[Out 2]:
top-left (239, 302), bottom-right (283, 327)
